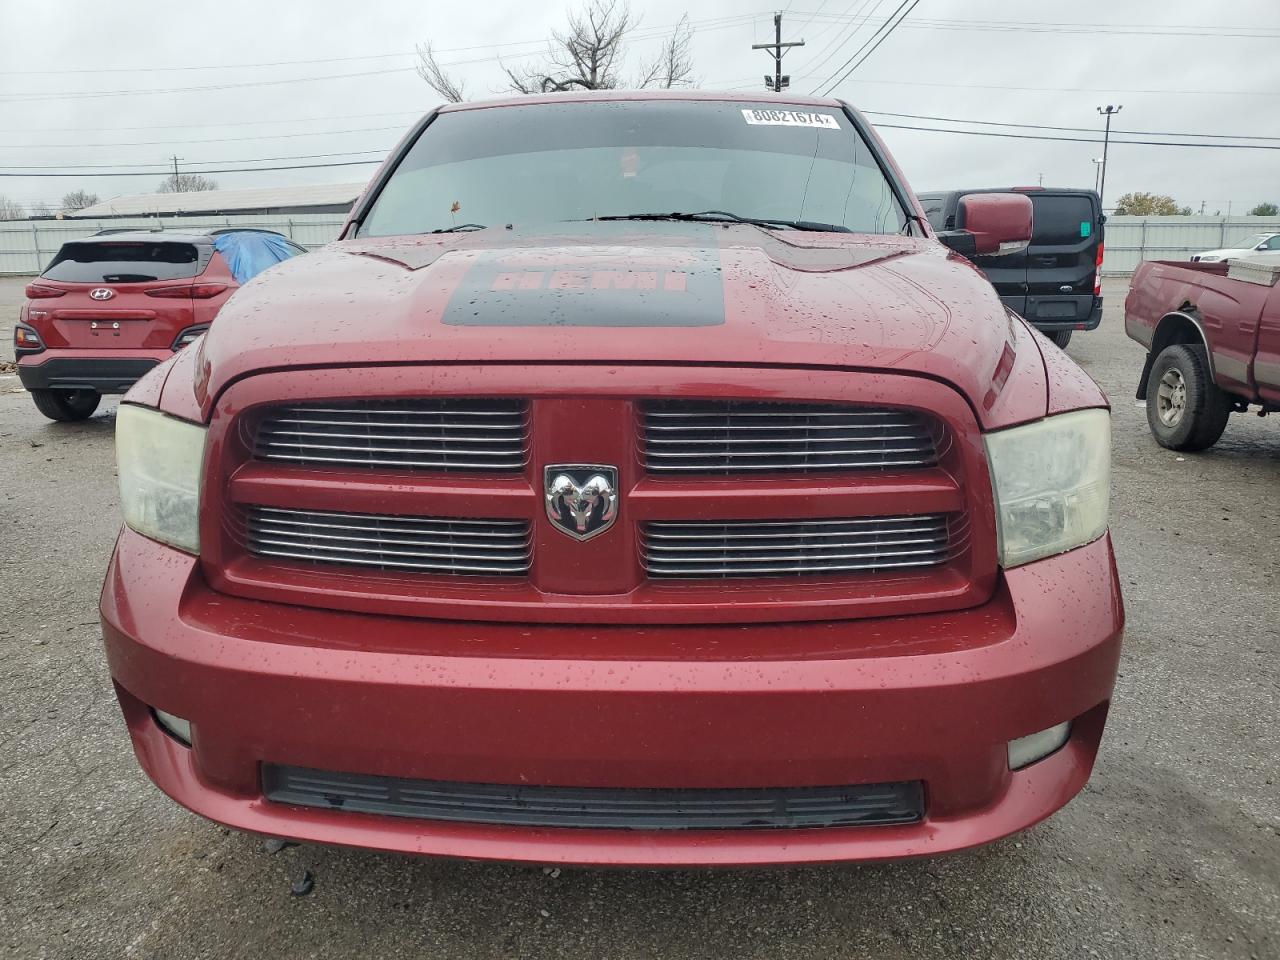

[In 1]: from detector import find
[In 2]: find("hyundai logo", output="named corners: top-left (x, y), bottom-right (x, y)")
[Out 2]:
top-left (89, 288), bottom-right (115, 301)
top-left (544, 465), bottom-right (619, 541)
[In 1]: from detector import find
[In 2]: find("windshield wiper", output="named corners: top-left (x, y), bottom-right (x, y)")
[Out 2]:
top-left (430, 223), bottom-right (486, 233)
top-left (585, 211), bottom-right (850, 233)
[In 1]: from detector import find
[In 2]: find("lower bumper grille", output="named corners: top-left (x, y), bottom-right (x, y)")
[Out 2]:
top-left (643, 514), bottom-right (954, 578)
top-left (263, 765), bottom-right (924, 830)
top-left (245, 506), bottom-right (532, 576)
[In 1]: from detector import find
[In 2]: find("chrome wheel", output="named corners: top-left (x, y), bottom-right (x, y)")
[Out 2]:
top-left (1156, 368), bottom-right (1187, 427)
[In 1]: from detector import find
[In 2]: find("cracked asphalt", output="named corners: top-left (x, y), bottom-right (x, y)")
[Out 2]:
top-left (1, 276), bottom-right (1276, 960)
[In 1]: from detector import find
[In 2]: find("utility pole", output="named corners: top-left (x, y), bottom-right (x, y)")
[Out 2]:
top-left (752, 12), bottom-right (804, 92)
top-left (1095, 105), bottom-right (1122, 207)
top-left (1037, 173), bottom-right (1044, 187)
top-left (169, 154), bottom-right (183, 189)
top-left (1091, 158), bottom-right (1103, 193)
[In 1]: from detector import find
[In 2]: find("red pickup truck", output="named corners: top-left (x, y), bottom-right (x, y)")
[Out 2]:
top-left (100, 92), bottom-right (1123, 866)
top-left (1126, 259), bottom-right (1280, 449)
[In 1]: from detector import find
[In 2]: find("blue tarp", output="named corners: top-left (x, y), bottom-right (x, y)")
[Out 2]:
top-left (212, 231), bottom-right (300, 285)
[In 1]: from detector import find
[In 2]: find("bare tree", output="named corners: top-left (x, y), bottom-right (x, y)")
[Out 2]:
top-left (61, 189), bottom-right (99, 212)
top-left (417, 1), bottom-right (693, 101)
top-left (0, 195), bottom-right (25, 220)
top-left (505, 0), bottom-right (633, 93)
top-left (634, 15), bottom-right (694, 90)
top-left (415, 42), bottom-right (467, 102)
top-left (157, 173), bottom-right (218, 194)
top-left (30, 201), bottom-right (54, 218)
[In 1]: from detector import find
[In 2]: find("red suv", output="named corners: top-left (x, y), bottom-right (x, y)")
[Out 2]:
top-left (15, 228), bottom-right (305, 421)
top-left (100, 92), bottom-right (1123, 866)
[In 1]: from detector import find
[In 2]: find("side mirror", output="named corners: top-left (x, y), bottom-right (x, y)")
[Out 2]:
top-left (937, 193), bottom-right (1034, 257)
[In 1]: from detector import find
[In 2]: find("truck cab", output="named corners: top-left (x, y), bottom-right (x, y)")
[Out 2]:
top-left (1126, 255), bottom-right (1280, 449)
top-left (918, 187), bottom-right (1105, 348)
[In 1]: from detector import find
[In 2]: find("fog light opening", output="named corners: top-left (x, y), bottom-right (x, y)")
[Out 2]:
top-left (1008, 721), bottom-right (1071, 770)
top-left (152, 708), bottom-right (192, 746)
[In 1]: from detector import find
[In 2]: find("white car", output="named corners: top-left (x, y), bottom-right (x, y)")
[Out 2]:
top-left (1191, 232), bottom-right (1280, 263)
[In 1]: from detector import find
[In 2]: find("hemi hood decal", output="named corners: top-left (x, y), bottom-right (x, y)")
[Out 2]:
top-left (440, 235), bottom-right (725, 328)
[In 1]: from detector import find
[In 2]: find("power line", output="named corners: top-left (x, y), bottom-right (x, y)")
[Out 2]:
top-left (0, 65), bottom-right (422, 103)
top-left (0, 150), bottom-right (389, 171)
top-left (817, 75), bottom-right (1277, 97)
top-left (813, 0), bottom-right (920, 95)
top-left (0, 110), bottom-right (424, 136)
top-left (790, 0), bottom-right (831, 36)
top-left (0, 125), bottom-right (410, 150)
top-left (871, 121), bottom-right (1280, 149)
top-left (0, 160), bottom-right (384, 178)
top-left (9, 115), bottom-right (1280, 183)
top-left (788, 12), bottom-right (1280, 39)
top-left (0, 110), bottom-right (423, 136)
top-left (0, 13), bottom-right (764, 77)
top-left (799, 0), bottom-right (886, 83)
top-left (859, 110), bottom-right (1280, 142)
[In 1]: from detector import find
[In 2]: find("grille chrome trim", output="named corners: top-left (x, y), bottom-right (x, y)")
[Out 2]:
top-left (254, 399), bottom-right (528, 473)
top-left (245, 506), bottom-right (531, 576)
top-left (642, 400), bottom-right (938, 474)
top-left (643, 514), bottom-right (952, 578)
top-left (263, 764), bottom-right (925, 830)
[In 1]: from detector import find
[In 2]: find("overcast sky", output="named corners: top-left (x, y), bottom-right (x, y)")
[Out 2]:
top-left (1, 0), bottom-right (1278, 214)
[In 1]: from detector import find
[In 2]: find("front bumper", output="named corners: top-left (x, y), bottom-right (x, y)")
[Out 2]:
top-left (18, 349), bottom-right (172, 394)
top-left (101, 527), bottom-right (1123, 866)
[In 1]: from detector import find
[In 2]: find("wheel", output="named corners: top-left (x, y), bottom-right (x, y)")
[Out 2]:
top-left (1144, 344), bottom-right (1230, 451)
top-left (1050, 329), bottom-right (1073, 349)
top-left (30, 388), bottom-right (101, 422)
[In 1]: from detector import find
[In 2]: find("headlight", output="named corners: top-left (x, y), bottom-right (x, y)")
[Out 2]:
top-left (116, 404), bottom-right (207, 554)
top-left (985, 408), bottom-right (1110, 568)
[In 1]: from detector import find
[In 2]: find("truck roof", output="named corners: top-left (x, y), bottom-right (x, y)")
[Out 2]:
top-left (437, 89), bottom-right (848, 114)
top-left (917, 186), bottom-right (1101, 201)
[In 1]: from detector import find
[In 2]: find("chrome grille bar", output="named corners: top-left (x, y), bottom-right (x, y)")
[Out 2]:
top-left (643, 514), bottom-right (951, 578)
top-left (642, 400), bottom-right (938, 474)
top-left (254, 399), bottom-right (528, 472)
top-left (245, 506), bottom-right (531, 576)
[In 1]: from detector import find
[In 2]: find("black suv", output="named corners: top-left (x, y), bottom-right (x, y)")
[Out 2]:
top-left (916, 187), bottom-right (1105, 348)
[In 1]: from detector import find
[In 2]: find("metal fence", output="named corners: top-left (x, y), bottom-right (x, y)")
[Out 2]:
top-left (1100, 215), bottom-right (1280, 274)
top-left (0, 213), bottom-right (347, 275)
top-left (5, 212), bottom-right (1280, 277)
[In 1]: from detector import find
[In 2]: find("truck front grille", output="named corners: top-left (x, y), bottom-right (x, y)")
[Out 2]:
top-left (263, 765), bottom-right (925, 830)
top-left (642, 514), bottom-right (953, 578)
top-left (642, 400), bottom-right (938, 475)
top-left (254, 398), bottom-right (528, 473)
top-left (245, 506), bottom-right (532, 576)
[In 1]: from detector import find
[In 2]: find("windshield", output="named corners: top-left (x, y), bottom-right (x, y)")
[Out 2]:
top-left (358, 100), bottom-right (909, 237)
top-left (1230, 234), bottom-right (1268, 249)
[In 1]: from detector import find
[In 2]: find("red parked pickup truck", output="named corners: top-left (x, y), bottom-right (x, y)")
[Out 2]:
top-left (1126, 258), bottom-right (1280, 449)
top-left (101, 92), bottom-right (1123, 866)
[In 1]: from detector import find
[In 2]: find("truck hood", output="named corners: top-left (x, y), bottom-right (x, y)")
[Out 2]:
top-left (194, 222), bottom-right (1048, 428)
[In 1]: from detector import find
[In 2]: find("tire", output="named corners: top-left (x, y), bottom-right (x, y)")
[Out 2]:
top-left (30, 388), bottom-right (101, 423)
top-left (1050, 329), bottom-right (1073, 349)
top-left (1144, 344), bottom-right (1230, 451)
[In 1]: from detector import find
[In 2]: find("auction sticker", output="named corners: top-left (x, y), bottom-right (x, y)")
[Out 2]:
top-left (742, 108), bottom-right (839, 128)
